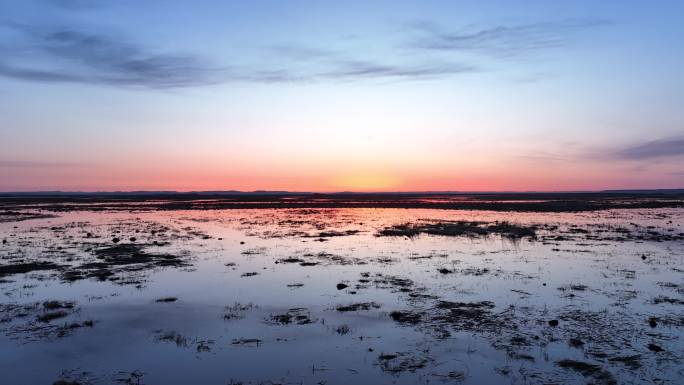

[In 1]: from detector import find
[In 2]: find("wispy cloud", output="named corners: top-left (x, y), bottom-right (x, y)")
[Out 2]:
top-left (249, 18), bottom-right (608, 83)
top-left (316, 60), bottom-right (477, 81)
top-left (409, 19), bottom-right (610, 57)
top-left (611, 137), bottom-right (684, 160)
top-left (0, 24), bottom-right (479, 87)
top-left (225, 63), bottom-right (479, 84)
top-left (0, 16), bottom-right (608, 89)
top-left (258, 44), bottom-right (479, 82)
top-left (0, 25), bottom-right (224, 88)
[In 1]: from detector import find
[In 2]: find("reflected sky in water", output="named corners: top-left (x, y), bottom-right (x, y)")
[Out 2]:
top-left (0, 207), bottom-right (683, 384)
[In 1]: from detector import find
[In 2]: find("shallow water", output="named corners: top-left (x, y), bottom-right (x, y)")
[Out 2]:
top-left (1, 208), bottom-right (683, 384)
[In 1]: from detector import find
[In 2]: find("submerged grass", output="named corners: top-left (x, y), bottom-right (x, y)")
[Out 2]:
top-left (377, 220), bottom-right (537, 239)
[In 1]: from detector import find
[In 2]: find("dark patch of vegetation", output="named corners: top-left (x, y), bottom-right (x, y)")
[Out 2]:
top-left (275, 257), bottom-right (304, 264)
top-left (378, 353), bottom-right (398, 360)
top-left (0, 261), bottom-right (62, 277)
top-left (652, 296), bottom-right (684, 305)
top-left (53, 380), bottom-right (82, 385)
top-left (92, 244), bottom-right (185, 267)
top-left (155, 297), bottom-right (178, 303)
top-left (647, 343), bottom-right (664, 352)
top-left (231, 338), bottom-right (262, 346)
top-left (0, 210), bottom-right (57, 223)
top-left (59, 242), bottom-right (190, 286)
top-left (155, 330), bottom-right (188, 347)
top-left (223, 303), bottom-right (255, 320)
top-left (376, 351), bottom-right (432, 373)
top-left (336, 302), bottom-right (381, 312)
top-left (556, 359), bottom-right (617, 385)
top-left (42, 300), bottom-right (75, 310)
top-left (335, 324), bottom-right (350, 335)
top-left (389, 310), bottom-right (423, 324)
top-left (37, 310), bottom-right (69, 323)
top-left (312, 230), bottom-right (360, 238)
top-left (267, 308), bottom-right (314, 325)
top-left (460, 267), bottom-right (493, 276)
top-left (608, 355), bottom-right (641, 370)
top-left (432, 301), bottom-right (500, 330)
top-left (378, 220), bottom-right (537, 239)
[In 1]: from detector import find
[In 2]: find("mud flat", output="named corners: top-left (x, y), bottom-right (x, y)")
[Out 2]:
top-left (0, 196), bottom-right (682, 384)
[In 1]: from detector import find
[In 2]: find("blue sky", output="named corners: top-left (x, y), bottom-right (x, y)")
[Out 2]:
top-left (0, 0), bottom-right (682, 191)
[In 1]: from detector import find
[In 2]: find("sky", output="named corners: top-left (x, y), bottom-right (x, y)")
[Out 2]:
top-left (0, 0), bottom-right (682, 192)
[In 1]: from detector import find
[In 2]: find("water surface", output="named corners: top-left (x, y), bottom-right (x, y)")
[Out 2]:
top-left (1, 207), bottom-right (683, 384)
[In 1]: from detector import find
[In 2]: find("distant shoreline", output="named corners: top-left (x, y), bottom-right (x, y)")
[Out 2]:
top-left (1, 191), bottom-right (683, 213)
top-left (1, 188), bottom-right (683, 196)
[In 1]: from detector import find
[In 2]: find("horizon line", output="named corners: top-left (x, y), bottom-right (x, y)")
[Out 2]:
top-left (1, 188), bottom-right (683, 195)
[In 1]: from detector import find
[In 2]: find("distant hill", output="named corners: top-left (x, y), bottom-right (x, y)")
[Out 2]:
top-left (601, 189), bottom-right (684, 194)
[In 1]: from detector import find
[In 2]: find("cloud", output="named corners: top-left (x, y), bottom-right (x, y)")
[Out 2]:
top-left (311, 59), bottom-right (478, 81)
top-left (611, 137), bottom-right (684, 160)
top-left (0, 17), bottom-right (606, 89)
top-left (0, 25), bottom-right (223, 88)
top-left (223, 62), bottom-right (478, 84)
top-left (409, 19), bottom-right (610, 57)
top-left (0, 24), bottom-right (479, 87)
top-left (259, 45), bottom-right (478, 82)
top-left (244, 18), bottom-right (607, 84)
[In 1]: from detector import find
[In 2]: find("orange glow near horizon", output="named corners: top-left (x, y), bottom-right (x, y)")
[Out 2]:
top-left (3, 156), bottom-right (681, 192)
top-left (332, 174), bottom-right (402, 192)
